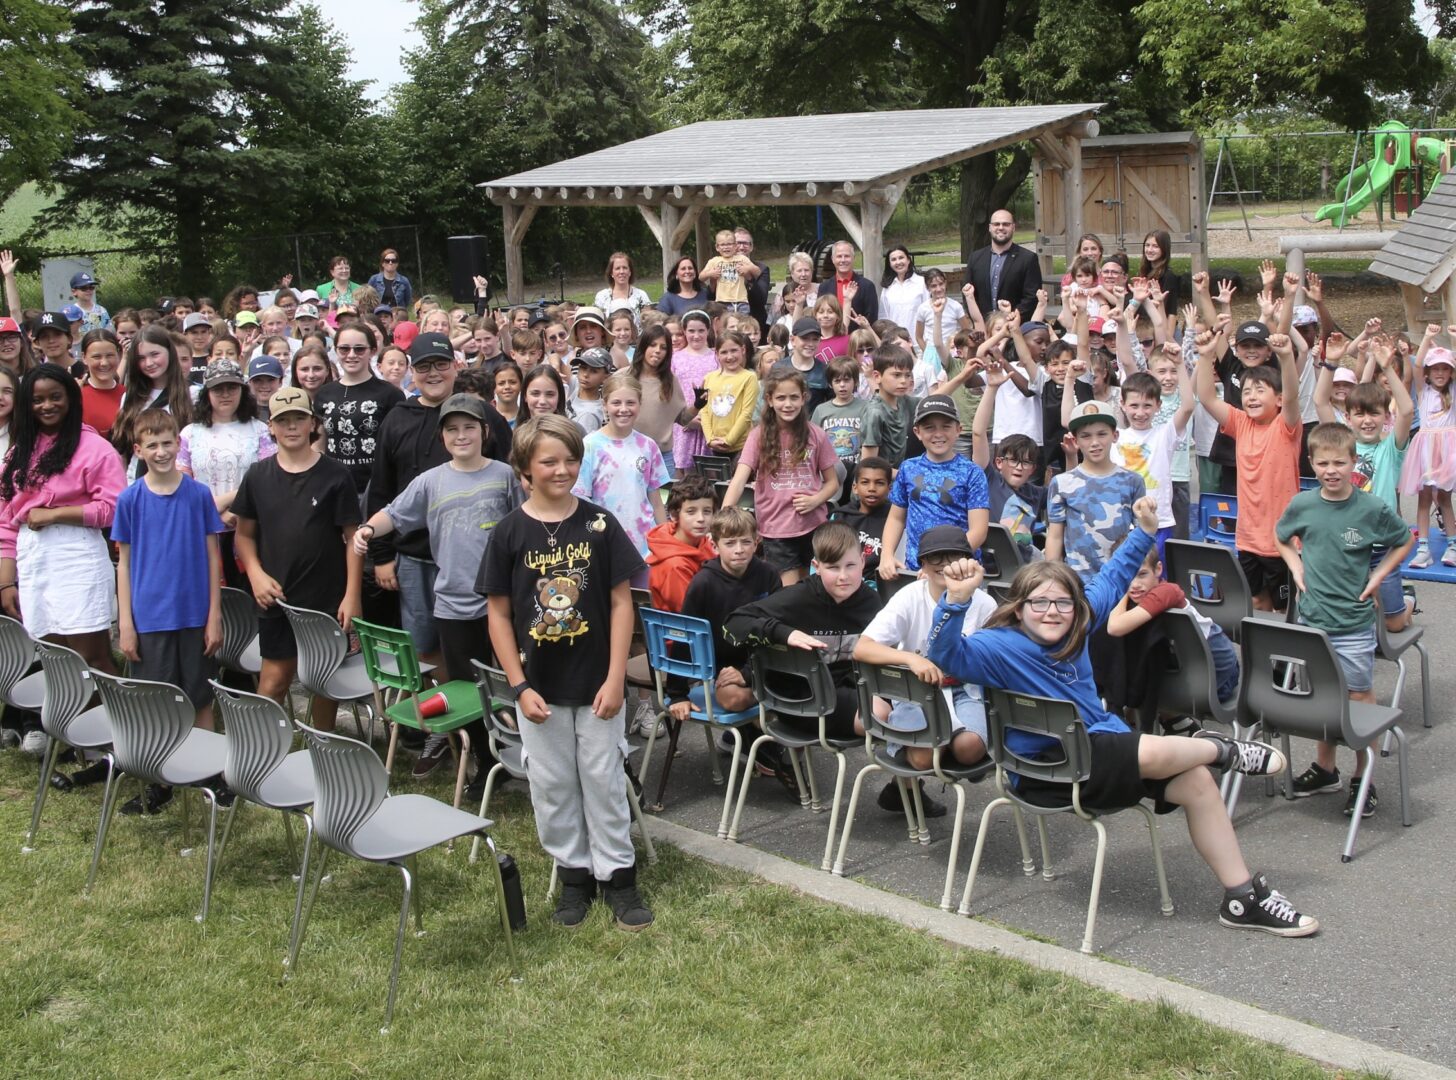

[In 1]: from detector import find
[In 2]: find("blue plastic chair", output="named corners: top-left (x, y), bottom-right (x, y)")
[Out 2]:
top-left (638, 608), bottom-right (758, 837)
top-left (1298, 476), bottom-right (1319, 492)
top-left (1196, 492), bottom-right (1238, 548)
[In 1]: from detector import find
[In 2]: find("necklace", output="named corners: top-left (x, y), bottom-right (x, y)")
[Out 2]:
top-left (541, 517), bottom-right (565, 548)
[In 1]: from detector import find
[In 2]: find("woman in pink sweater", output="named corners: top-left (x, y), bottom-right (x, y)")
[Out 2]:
top-left (0, 364), bottom-right (125, 672)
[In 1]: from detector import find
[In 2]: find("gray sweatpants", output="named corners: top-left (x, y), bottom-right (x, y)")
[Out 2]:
top-left (517, 701), bottom-right (633, 879)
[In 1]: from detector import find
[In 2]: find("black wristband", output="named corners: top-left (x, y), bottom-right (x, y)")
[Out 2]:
top-left (511, 680), bottom-right (531, 698)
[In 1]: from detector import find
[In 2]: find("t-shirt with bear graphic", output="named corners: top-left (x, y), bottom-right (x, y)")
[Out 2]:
top-left (888, 453), bottom-right (989, 570)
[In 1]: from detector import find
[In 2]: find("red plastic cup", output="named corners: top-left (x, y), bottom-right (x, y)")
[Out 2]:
top-left (418, 691), bottom-right (448, 719)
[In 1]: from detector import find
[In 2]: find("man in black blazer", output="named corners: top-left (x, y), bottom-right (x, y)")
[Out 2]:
top-left (964, 209), bottom-right (1040, 323)
top-left (821, 240), bottom-right (880, 324)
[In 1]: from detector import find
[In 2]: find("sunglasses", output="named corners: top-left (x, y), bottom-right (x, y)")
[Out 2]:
top-left (382, 257), bottom-right (398, 264)
top-left (336, 344), bottom-right (371, 354)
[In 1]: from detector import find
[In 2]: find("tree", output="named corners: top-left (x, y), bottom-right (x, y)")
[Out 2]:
top-left (45, 0), bottom-right (305, 290)
top-left (0, 0), bottom-right (80, 200)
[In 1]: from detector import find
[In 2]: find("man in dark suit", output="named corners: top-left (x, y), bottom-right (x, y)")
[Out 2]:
top-left (735, 227), bottom-right (772, 326)
top-left (822, 240), bottom-right (880, 324)
top-left (964, 209), bottom-right (1040, 323)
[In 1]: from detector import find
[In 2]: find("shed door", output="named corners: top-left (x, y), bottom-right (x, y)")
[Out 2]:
top-left (1114, 150), bottom-right (1197, 246)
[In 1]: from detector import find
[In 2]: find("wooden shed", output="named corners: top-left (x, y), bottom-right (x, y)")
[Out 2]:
top-left (1368, 168), bottom-right (1456, 335)
top-left (1034, 132), bottom-right (1206, 275)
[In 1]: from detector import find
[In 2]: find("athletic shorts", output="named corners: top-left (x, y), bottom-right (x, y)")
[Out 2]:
top-left (132, 627), bottom-right (216, 710)
top-left (1239, 550), bottom-right (1289, 609)
top-left (1013, 731), bottom-right (1180, 815)
top-left (761, 532), bottom-right (815, 574)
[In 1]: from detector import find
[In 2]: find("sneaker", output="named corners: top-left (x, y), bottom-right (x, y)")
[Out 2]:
top-left (1343, 778), bottom-right (1377, 818)
top-left (1160, 715), bottom-right (1202, 737)
top-left (0, 727), bottom-right (18, 749)
top-left (1409, 542), bottom-right (1433, 570)
top-left (601, 865), bottom-right (654, 931)
top-left (1289, 762), bottom-right (1342, 797)
top-left (1442, 544), bottom-right (1456, 568)
top-left (120, 783), bottom-right (174, 816)
top-left (69, 761), bottom-right (111, 788)
top-left (1193, 731), bottom-right (1286, 775)
top-left (630, 698), bottom-right (663, 738)
top-left (1220, 874), bottom-right (1319, 937)
top-left (20, 730), bottom-right (47, 757)
top-left (876, 778), bottom-right (947, 819)
top-left (411, 733), bottom-right (450, 778)
top-left (552, 867), bottom-right (597, 928)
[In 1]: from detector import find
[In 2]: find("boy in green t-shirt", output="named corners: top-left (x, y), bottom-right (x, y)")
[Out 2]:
top-left (812, 356), bottom-right (870, 474)
top-left (1275, 422), bottom-right (1412, 819)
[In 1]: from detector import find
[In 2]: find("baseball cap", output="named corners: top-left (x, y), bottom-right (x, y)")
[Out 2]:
top-left (1067, 399), bottom-right (1121, 433)
top-left (183, 312), bottom-right (212, 331)
top-left (1235, 320), bottom-right (1269, 344)
top-left (234, 311), bottom-right (260, 328)
top-left (60, 304), bottom-right (84, 324)
top-left (917, 525), bottom-right (975, 562)
top-left (1087, 316), bottom-right (1111, 336)
top-left (437, 392), bottom-right (487, 428)
top-left (528, 310), bottom-right (551, 328)
top-left (203, 358), bottom-right (245, 389)
top-left (157, 298), bottom-right (176, 315)
top-left (913, 394), bottom-right (959, 425)
top-left (32, 312), bottom-right (69, 335)
top-left (298, 289), bottom-right (320, 303)
top-left (247, 355), bottom-right (285, 381)
top-left (791, 316), bottom-right (821, 338)
top-left (1332, 367), bottom-right (1357, 385)
top-left (294, 303), bottom-right (320, 320)
top-left (267, 386), bottom-right (313, 419)
top-left (1426, 347), bottom-right (1454, 369)
top-left (373, 304), bottom-right (393, 315)
top-left (1292, 305), bottom-right (1319, 327)
top-left (0, 317), bottom-right (20, 335)
top-left (576, 346), bottom-right (612, 369)
top-left (409, 331), bottom-right (454, 365)
top-left (70, 271), bottom-right (98, 289)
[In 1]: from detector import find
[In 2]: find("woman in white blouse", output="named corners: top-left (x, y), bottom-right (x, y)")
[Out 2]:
top-left (878, 245), bottom-right (929, 335)
top-left (593, 251), bottom-right (651, 325)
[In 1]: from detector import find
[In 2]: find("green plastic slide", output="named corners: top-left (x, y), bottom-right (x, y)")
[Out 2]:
top-left (1316, 121), bottom-right (1449, 228)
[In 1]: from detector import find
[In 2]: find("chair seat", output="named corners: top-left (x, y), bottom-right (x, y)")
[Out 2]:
top-left (761, 716), bottom-right (859, 751)
top-left (871, 744), bottom-right (992, 783)
top-left (321, 653), bottom-right (437, 703)
top-left (156, 728), bottom-right (229, 787)
top-left (346, 793), bottom-right (494, 861)
top-left (247, 750), bottom-right (316, 810)
top-left (1348, 701), bottom-right (1403, 744)
top-left (52, 704), bottom-right (112, 750)
top-left (687, 705), bottom-right (757, 727)
top-left (626, 653), bottom-right (653, 689)
top-left (235, 637), bottom-right (261, 675)
top-left (494, 740), bottom-right (527, 781)
top-left (1379, 622), bottom-right (1424, 659)
top-left (383, 680), bottom-right (483, 732)
top-left (9, 670), bottom-right (44, 711)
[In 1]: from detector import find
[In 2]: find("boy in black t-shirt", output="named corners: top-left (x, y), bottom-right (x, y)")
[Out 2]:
top-left (233, 387), bottom-right (363, 731)
top-left (831, 456), bottom-right (892, 576)
top-left (479, 414), bottom-right (652, 932)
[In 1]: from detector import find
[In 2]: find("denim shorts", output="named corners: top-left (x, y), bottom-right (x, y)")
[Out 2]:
top-left (1206, 625), bottom-right (1240, 705)
top-left (1301, 618), bottom-right (1376, 693)
top-left (1371, 549), bottom-right (1405, 621)
top-left (883, 684), bottom-right (986, 754)
top-left (396, 553), bottom-right (441, 654)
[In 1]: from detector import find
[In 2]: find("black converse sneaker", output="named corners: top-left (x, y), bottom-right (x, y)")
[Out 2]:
top-left (1289, 762), bottom-right (1342, 797)
top-left (1193, 731), bottom-right (1286, 775)
top-left (551, 868), bottom-right (597, 928)
top-left (1220, 874), bottom-right (1319, 937)
top-left (1343, 778), bottom-right (1377, 818)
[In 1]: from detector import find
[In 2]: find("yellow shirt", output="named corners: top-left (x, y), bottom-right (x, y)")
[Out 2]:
top-left (701, 368), bottom-right (759, 451)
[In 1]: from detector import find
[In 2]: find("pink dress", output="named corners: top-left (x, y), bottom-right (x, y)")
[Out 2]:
top-left (1398, 386), bottom-right (1456, 494)
top-left (671, 349), bottom-right (717, 466)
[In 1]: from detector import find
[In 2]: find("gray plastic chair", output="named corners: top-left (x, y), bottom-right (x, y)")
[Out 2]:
top-left (289, 721), bottom-right (520, 1032)
top-left (978, 523), bottom-right (1025, 594)
top-left (1374, 590), bottom-right (1431, 751)
top-left (960, 689), bottom-right (1175, 954)
top-left (0, 614), bottom-right (45, 712)
top-left (279, 603), bottom-right (381, 740)
top-left (729, 646), bottom-right (860, 867)
top-left (877, 570), bottom-right (921, 602)
top-left (1162, 539), bottom-right (1290, 642)
top-left (834, 662), bottom-right (1012, 910)
top-left (87, 672), bottom-right (229, 922)
top-left (22, 642), bottom-right (114, 855)
top-left (211, 682), bottom-right (316, 951)
top-left (713, 479), bottom-right (755, 511)
top-left (1238, 618), bottom-right (1410, 862)
top-left (218, 587), bottom-right (262, 681)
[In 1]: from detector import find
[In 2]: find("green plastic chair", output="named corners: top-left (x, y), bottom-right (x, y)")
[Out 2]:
top-left (351, 618), bottom-right (483, 809)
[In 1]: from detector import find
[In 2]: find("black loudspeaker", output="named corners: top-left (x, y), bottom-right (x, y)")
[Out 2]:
top-left (447, 234), bottom-right (490, 304)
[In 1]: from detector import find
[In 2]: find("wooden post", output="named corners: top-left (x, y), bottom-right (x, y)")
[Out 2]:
top-left (1062, 131), bottom-right (1084, 279)
top-left (1444, 275), bottom-right (1456, 339)
top-left (694, 209), bottom-right (712, 261)
top-left (502, 203), bottom-right (538, 305)
top-left (1401, 282), bottom-right (1427, 342)
top-left (859, 184), bottom-right (904, 286)
top-left (654, 204), bottom-right (703, 283)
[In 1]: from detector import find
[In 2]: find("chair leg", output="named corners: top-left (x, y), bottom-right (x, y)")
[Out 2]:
top-left (1133, 804), bottom-right (1176, 916)
top-left (704, 723), bottom-right (724, 785)
top-left (819, 752), bottom-right (849, 872)
top-left (287, 844), bottom-right (330, 975)
top-left (1341, 747), bottom-right (1378, 863)
top-left (897, 778), bottom-right (917, 843)
top-left (283, 813), bottom-right (315, 977)
top-left (1417, 642), bottom-right (1431, 728)
top-left (628, 784), bottom-right (656, 864)
top-left (1009, 805), bottom-right (1036, 876)
top-left (383, 862), bottom-right (414, 1034)
top-left (787, 747), bottom-right (812, 810)
top-left (1035, 816), bottom-right (1054, 880)
top-left (468, 763), bottom-right (506, 864)
top-left (802, 748), bottom-right (823, 812)
top-left (281, 809), bottom-right (298, 870)
top-left (650, 718), bottom-right (684, 812)
top-left (958, 797), bottom-right (1009, 916)
top-left (1392, 726), bottom-right (1412, 827)
top-left (84, 766), bottom-right (127, 896)
top-left (450, 735), bottom-right (469, 810)
top-left (21, 735), bottom-right (63, 853)
top-left (213, 796), bottom-right (245, 879)
top-left (482, 833), bottom-right (521, 982)
top-left (546, 863), bottom-right (558, 903)
top-left (196, 789), bottom-right (221, 924)
top-left (909, 778), bottom-right (930, 845)
top-left (724, 731), bottom-right (764, 842)
top-left (938, 782), bottom-right (968, 912)
top-left (384, 720), bottom-right (400, 773)
top-left (1080, 819), bottom-right (1110, 955)
top-left (832, 763), bottom-right (879, 877)
top-left (1381, 656), bottom-right (1408, 756)
top-left (407, 854), bottom-right (424, 934)
top-left (639, 707), bottom-right (662, 780)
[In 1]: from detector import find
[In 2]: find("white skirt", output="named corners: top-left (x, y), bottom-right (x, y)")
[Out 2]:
top-left (16, 523), bottom-right (115, 638)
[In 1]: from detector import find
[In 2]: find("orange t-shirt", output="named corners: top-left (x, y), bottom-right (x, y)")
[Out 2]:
top-left (1220, 407), bottom-right (1300, 556)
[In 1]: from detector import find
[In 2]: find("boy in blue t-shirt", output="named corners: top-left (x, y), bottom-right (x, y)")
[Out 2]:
top-left (112, 409), bottom-right (227, 812)
top-left (878, 395), bottom-right (989, 580)
top-left (1047, 400), bottom-right (1146, 582)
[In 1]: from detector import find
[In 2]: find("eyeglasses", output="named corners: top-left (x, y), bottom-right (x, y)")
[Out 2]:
top-left (336, 344), bottom-right (370, 354)
top-left (997, 457), bottom-right (1036, 469)
top-left (382, 257), bottom-right (398, 264)
top-left (413, 358), bottom-right (454, 372)
top-left (545, 332), bottom-right (567, 342)
top-left (1025, 597), bottom-right (1076, 614)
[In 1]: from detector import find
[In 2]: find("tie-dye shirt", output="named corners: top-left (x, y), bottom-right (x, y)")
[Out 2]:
top-left (1048, 465), bottom-right (1146, 581)
top-left (573, 429), bottom-right (672, 556)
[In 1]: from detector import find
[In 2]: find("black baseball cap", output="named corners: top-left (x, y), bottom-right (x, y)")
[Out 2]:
top-left (409, 331), bottom-right (454, 365)
top-left (918, 525), bottom-right (975, 562)
top-left (791, 316), bottom-right (821, 338)
top-left (1235, 321), bottom-right (1270, 344)
top-left (437, 392), bottom-right (487, 427)
top-left (576, 346), bottom-right (612, 369)
top-left (913, 394), bottom-right (959, 425)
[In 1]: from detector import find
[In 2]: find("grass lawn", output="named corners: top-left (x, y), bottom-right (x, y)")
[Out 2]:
top-left (0, 750), bottom-right (1370, 1078)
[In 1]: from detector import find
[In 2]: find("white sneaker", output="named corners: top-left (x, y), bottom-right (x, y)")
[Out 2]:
top-left (1442, 540), bottom-right (1456, 567)
top-left (1409, 542), bottom-right (1432, 570)
top-left (21, 730), bottom-right (47, 757)
top-left (631, 699), bottom-right (663, 738)
top-left (0, 727), bottom-right (18, 749)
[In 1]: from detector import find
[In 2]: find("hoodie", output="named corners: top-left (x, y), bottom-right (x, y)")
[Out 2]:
top-left (724, 574), bottom-right (882, 688)
top-left (681, 556), bottom-right (782, 673)
top-left (645, 521), bottom-right (715, 612)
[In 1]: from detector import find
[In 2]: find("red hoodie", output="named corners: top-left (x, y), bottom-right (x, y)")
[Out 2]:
top-left (645, 521), bottom-right (716, 611)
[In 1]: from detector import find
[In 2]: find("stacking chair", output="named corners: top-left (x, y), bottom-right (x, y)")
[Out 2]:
top-left (87, 673), bottom-right (229, 922)
top-left (877, 570), bottom-right (921, 602)
top-left (692, 454), bottom-right (734, 482)
top-left (279, 603), bottom-right (382, 739)
top-left (218, 587), bottom-right (262, 684)
top-left (1373, 590), bottom-right (1431, 740)
top-left (352, 618), bottom-right (482, 810)
top-left (466, 661), bottom-right (654, 880)
top-left (1238, 618), bottom-right (1410, 863)
top-left (0, 614), bottom-right (45, 714)
top-left (638, 608), bottom-right (758, 832)
top-left (288, 722), bottom-right (520, 1032)
top-left (960, 689), bottom-right (1174, 955)
top-left (834, 662), bottom-right (1002, 909)
top-left (713, 479), bottom-right (754, 511)
top-left (1162, 539), bottom-right (1290, 643)
top-left (728, 645), bottom-right (859, 866)
top-left (1195, 492), bottom-right (1238, 547)
top-left (978, 523), bottom-right (1025, 602)
top-left (22, 642), bottom-right (114, 855)
top-left (210, 682), bottom-right (316, 944)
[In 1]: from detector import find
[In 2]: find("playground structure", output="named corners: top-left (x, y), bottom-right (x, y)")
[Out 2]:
top-left (1315, 122), bottom-right (1450, 229)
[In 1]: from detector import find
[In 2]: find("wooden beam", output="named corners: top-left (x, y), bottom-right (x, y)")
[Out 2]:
top-left (828, 203), bottom-right (864, 250)
top-left (502, 202), bottom-right (538, 305)
top-left (1061, 131), bottom-right (1084, 279)
top-left (1035, 133), bottom-right (1071, 170)
top-left (694, 209), bottom-right (713, 261)
top-left (861, 196), bottom-right (889, 289)
top-left (669, 205), bottom-right (701, 250)
top-left (638, 204), bottom-right (664, 246)
top-left (1401, 282), bottom-right (1427, 342)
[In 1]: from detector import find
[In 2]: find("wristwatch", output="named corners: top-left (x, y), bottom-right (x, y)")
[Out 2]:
top-left (1316, 360), bottom-right (1336, 371)
top-left (511, 680), bottom-right (531, 698)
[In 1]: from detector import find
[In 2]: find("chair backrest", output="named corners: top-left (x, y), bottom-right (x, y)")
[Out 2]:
top-left (351, 617), bottom-right (424, 694)
top-left (92, 672), bottom-right (198, 783)
top-left (1162, 539), bottom-right (1252, 642)
top-left (639, 607), bottom-right (716, 684)
top-left (471, 660), bottom-right (524, 746)
top-left (1298, 475), bottom-right (1319, 491)
top-left (877, 570), bottom-right (921, 602)
top-left (713, 479), bottom-right (754, 511)
top-left (693, 455), bottom-right (734, 482)
top-left (212, 681), bottom-right (298, 803)
top-left (1238, 618), bottom-right (1350, 745)
top-left (984, 688), bottom-right (1091, 785)
top-left (0, 615), bottom-right (38, 704)
top-left (218, 587), bottom-right (260, 672)
top-left (35, 641), bottom-right (98, 742)
top-left (280, 603), bottom-right (349, 693)
top-left (855, 661), bottom-right (957, 751)
top-left (296, 721), bottom-right (389, 854)
top-left (979, 523), bottom-right (1025, 586)
top-left (1196, 492), bottom-right (1238, 547)
top-left (748, 644), bottom-right (837, 722)
top-left (1150, 608), bottom-right (1232, 722)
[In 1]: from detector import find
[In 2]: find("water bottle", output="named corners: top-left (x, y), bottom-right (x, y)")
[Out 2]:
top-left (498, 853), bottom-right (527, 931)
